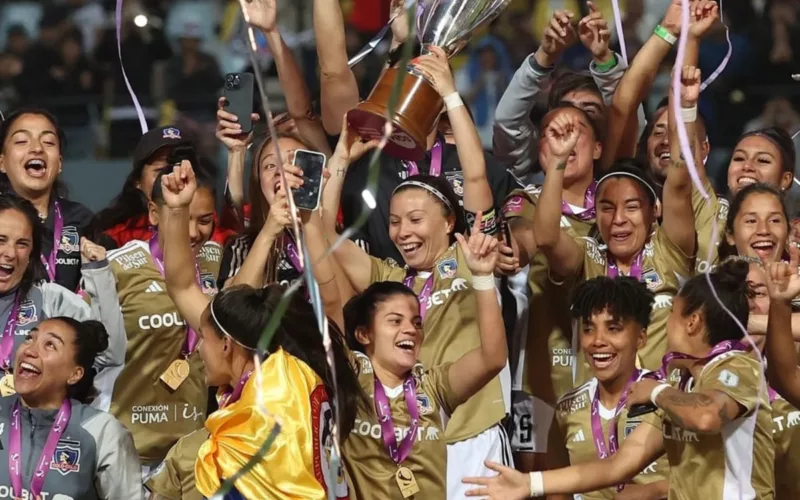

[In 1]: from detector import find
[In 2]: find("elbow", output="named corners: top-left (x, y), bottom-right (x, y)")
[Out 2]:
top-left (693, 410), bottom-right (724, 434)
top-left (320, 66), bottom-right (354, 82)
top-left (533, 230), bottom-right (558, 251)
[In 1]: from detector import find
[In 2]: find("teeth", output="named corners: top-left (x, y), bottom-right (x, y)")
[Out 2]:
top-left (739, 177), bottom-right (757, 185)
top-left (752, 242), bottom-right (774, 249)
top-left (402, 244), bottom-right (420, 252)
top-left (25, 160), bottom-right (44, 168)
top-left (0, 265), bottom-right (12, 271)
top-left (592, 353), bottom-right (614, 360)
top-left (20, 362), bottom-right (40, 373)
top-left (659, 152), bottom-right (670, 160)
top-left (396, 340), bottom-right (415, 348)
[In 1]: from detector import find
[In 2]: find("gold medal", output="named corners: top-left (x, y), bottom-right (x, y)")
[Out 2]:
top-left (0, 373), bottom-right (15, 397)
top-left (160, 358), bottom-right (190, 391)
top-left (395, 466), bottom-right (420, 498)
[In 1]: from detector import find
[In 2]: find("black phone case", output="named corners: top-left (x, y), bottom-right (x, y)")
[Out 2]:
top-left (627, 403), bottom-right (657, 418)
top-left (222, 73), bottom-right (255, 134)
top-left (293, 151), bottom-right (325, 211)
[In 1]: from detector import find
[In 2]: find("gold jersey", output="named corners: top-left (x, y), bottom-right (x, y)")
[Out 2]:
top-left (146, 428), bottom-right (209, 500)
top-left (645, 352), bottom-right (775, 500)
top-left (503, 187), bottom-right (596, 404)
top-left (549, 377), bottom-right (669, 499)
top-left (771, 395), bottom-right (800, 499)
top-left (107, 239), bottom-right (221, 462)
top-left (369, 244), bottom-right (507, 443)
top-left (692, 178), bottom-right (729, 274)
top-left (344, 352), bottom-right (459, 500)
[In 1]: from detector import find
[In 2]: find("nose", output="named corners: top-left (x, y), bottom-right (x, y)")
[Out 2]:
top-left (188, 220), bottom-right (200, 242)
top-left (755, 218), bottom-right (771, 235)
top-left (741, 159), bottom-right (756, 173)
top-left (612, 206), bottom-right (627, 225)
top-left (397, 220), bottom-right (412, 240)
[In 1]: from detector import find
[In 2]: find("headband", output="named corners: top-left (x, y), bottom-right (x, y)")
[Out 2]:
top-left (210, 297), bottom-right (256, 351)
top-left (596, 171), bottom-right (658, 205)
top-left (393, 180), bottom-right (453, 212)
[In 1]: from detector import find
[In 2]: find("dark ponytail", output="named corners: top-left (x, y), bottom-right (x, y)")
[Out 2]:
top-left (52, 317), bottom-right (109, 403)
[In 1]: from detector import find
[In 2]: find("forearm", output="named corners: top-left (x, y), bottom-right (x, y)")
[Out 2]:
top-left (749, 313), bottom-right (800, 340)
top-left (225, 229), bottom-right (278, 289)
top-left (542, 458), bottom-right (634, 495)
top-left (304, 211), bottom-right (345, 328)
top-left (474, 285), bottom-right (507, 375)
top-left (226, 149), bottom-right (246, 216)
top-left (164, 208), bottom-right (197, 292)
top-left (322, 156), bottom-right (349, 237)
top-left (767, 299), bottom-right (800, 403)
top-left (532, 161), bottom-right (567, 249)
top-left (263, 29), bottom-right (313, 121)
top-left (448, 104), bottom-right (493, 213)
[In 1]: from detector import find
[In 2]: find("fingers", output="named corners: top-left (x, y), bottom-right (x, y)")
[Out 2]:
top-left (587, 1), bottom-right (597, 13)
top-left (790, 243), bottom-right (800, 270)
top-left (471, 210), bottom-right (483, 236)
top-left (463, 487), bottom-right (488, 497)
top-left (454, 233), bottom-right (469, 255)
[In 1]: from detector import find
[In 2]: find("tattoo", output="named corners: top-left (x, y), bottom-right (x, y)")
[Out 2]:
top-left (556, 160), bottom-right (567, 171)
top-left (659, 390), bottom-right (728, 434)
top-left (337, 168), bottom-right (345, 177)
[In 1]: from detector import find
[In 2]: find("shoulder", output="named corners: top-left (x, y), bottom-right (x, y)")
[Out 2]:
top-left (555, 379), bottom-right (595, 416)
top-left (107, 239), bottom-right (150, 262)
top-left (75, 401), bottom-right (133, 443)
top-left (350, 351), bottom-right (374, 378)
top-left (700, 350), bottom-right (759, 383)
top-left (58, 198), bottom-right (94, 225)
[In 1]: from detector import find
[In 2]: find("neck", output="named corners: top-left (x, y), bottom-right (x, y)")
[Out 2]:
top-left (372, 359), bottom-right (405, 389)
top-left (597, 369), bottom-right (634, 409)
top-left (562, 176), bottom-right (591, 207)
top-left (20, 390), bottom-right (66, 410)
top-left (230, 352), bottom-right (256, 388)
top-left (426, 131), bottom-right (438, 150)
top-left (27, 191), bottom-right (51, 219)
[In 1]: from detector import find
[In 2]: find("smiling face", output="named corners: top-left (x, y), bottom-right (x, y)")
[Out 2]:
top-left (0, 113), bottom-right (62, 198)
top-left (14, 319), bottom-right (83, 405)
top-left (149, 186), bottom-right (215, 256)
top-left (596, 177), bottom-right (655, 264)
top-left (539, 107), bottom-right (602, 186)
top-left (356, 293), bottom-right (423, 376)
top-left (727, 135), bottom-right (792, 194)
top-left (0, 208), bottom-right (33, 294)
top-left (256, 136), bottom-right (307, 207)
top-left (645, 109), bottom-right (710, 184)
top-left (580, 308), bottom-right (645, 384)
top-left (726, 191), bottom-right (788, 264)
top-left (389, 188), bottom-right (454, 271)
top-left (561, 89), bottom-right (605, 124)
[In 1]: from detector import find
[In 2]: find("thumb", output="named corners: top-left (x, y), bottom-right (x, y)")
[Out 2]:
top-left (454, 233), bottom-right (468, 253)
top-left (790, 244), bottom-right (799, 270)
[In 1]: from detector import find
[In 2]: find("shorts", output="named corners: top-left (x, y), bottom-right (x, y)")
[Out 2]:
top-left (446, 424), bottom-right (513, 499)
top-left (510, 390), bottom-right (555, 453)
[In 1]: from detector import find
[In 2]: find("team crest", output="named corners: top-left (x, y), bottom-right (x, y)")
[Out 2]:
top-left (642, 269), bottom-right (663, 291)
top-left (624, 420), bottom-right (640, 438)
top-left (58, 227), bottom-right (80, 254)
top-left (446, 172), bottom-right (465, 196)
top-left (162, 127), bottom-right (182, 140)
top-left (503, 196), bottom-right (524, 215)
top-left (51, 440), bottom-right (81, 475)
top-left (17, 300), bottom-right (37, 326)
top-left (437, 258), bottom-right (457, 279)
top-left (416, 394), bottom-right (433, 415)
top-left (200, 273), bottom-right (218, 295)
top-left (310, 386), bottom-right (349, 499)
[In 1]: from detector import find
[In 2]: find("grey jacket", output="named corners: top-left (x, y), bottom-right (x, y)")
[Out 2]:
top-left (0, 395), bottom-right (143, 500)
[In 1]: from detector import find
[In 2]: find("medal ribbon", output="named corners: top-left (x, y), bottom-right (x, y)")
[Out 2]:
top-left (562, 181), bottom-right (597, 221)
top-left (218, 370), bottom-right (253, 409)
top-left (643, 340), bottom-right (750, 390)
top-left (0, 293), bottom-right (22, 372)
top-left (403, 138), bottom-right (443, 177)
top-left (284, 237), bottom-right (304, 273)
top-left (149, 233), bottom-right (201, 356)
top-left (403, 271), bottom-right (434, 322)
top-left (373, 376), bottom-right (420, 464)
top-left (9, 398), bottom-right (71, 498)
top-left (607, 250), bottom-right (644, 281)
top-left (40, 201), bottom-right (64, 282)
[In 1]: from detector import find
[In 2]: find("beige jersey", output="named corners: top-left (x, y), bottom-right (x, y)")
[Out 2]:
top-left (503, 187), bottom-right (596, 404)
top-left (692, 178), bottom-right (729, 274)
top-left (549, 376), bottom-right (669, 499)
top-left (771, 395), bottom-right (800, 499)
top-left (145, 428), bottom-right (209, 500)
top-left (344, 352), bottom-right (459, 500)
top-left (106, 239), bottom-right (222, 462)
top-left (370, 244), bottom-right (506, 442)
top-left (645, 352), bottom-right (775, 500)
top-left (576, 226), bottom-right (693, 372)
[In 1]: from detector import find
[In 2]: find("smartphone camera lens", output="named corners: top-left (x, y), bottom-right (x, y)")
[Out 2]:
top-left (226, 74), bottom-right (234, 82)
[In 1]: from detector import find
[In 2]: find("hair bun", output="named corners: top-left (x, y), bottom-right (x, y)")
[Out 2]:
top-left (82, 320), bottom-right (109, 358)
top-left (714, 259), bottom-right (750, 292)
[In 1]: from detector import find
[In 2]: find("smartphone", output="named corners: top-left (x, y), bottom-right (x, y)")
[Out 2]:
top-left (292, 149), bottom-right (326, 211)
top-left (222, 73), bottom-right (255, 133)
top-left (627, 403), bottom-right (657, 418)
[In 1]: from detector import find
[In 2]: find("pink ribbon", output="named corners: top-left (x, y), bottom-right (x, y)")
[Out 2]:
top-left (115, 0), bottom-right (149, 134)
top-left (699, 0), bottom-right (731, 92)
top-left (610, 0), bottom-right (628, 65)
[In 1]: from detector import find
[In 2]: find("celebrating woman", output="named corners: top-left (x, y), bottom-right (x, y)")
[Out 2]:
top-left (0, 107), bottom-right (94, 292)
top-left (0, 317), bottom-right (141, 499)
top-left (464, 260), bottom-right (775, 500)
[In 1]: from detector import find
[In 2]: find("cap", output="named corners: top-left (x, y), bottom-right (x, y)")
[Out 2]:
top-left (132, 126), bottom-right (192, 168)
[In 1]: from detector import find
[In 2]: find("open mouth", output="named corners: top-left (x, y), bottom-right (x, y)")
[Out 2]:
top-left (590, 352), bottom-right (617, 369)
top-left (24, 159), bottom-right (47, 178)
top-left (0, 264), bottom-right (13, 279)
top-left (567, 150), bottom-right (577, 162)
top-left (395, 339), bottom-right (416, 354)
top-left (610, 232), bottom-right (631, 243)
top-left (400, 243), bottom-right (422, 259)
top-left (657, 151), bottom-right (670, 167)
top-left (17, 361), bottom-right (42, 379)
top-left (737, 176), bottom-right (758, 187)
top-left (751, 240), bottom-right (776, 259)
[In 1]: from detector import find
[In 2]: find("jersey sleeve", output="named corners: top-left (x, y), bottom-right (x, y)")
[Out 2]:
top-left (79, 260), bottom-right (127, 369)
top-left (145, 454), bottom-right (182, 500)
top-left (369, 256), bottom-right (402, 283)
top-left (545, 412), bottom-right (570, 468)
top-left (653, 224), bottom-right (694, 276)
top-left (502, 189), bottom-right (536, 221)
top-left (421, 362), bottom-right (460, 417)
top-left (639, 407), bottom-right (665, 433)
top-left (699, 354), bottom-right (763, 415)
top-left (91, 414), bottom-right (144, 500)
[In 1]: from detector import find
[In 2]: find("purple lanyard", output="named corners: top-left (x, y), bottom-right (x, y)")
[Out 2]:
top-left (373, 376), bottom-right (419, 464)
top-left (403, 139), bottom-right (443, 177)
top-left (40, 201), bottom-right (63, 282)
top-left (403, 271), bottom-right (435, 322)
top-left (9, 398), bottom-right (71, 499)
top-left (149, 233), bottom-right (200, 356)
top-left (218, 370), bottom-right (252, 409)
top-left (590, 369), bottom-right (642, 490)
top-left (562, 181), bottom-right (597, 221)
top-left (607, 251), bottom-right (644, 281)
top-left (768, 387), bottom-right (779, 403)
top-left (0, 293), bottom-right (22, 372)
top-left (284, 237), bottom-right (303, 273)
top-left (653, 340), bottom-right (750, 388)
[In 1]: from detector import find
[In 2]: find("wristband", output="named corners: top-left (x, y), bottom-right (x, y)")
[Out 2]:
top-left (681, 106), bottom-right (697, 123)
top-left (650, 383), bottom-right (671, 407)
top-left (594, 54), bottom-right (617, 73)
top-left (530, 471), bottom-right (544, 497)
top-left (444, 92), bottom-right (464, 111)
top-left (471, 274), bottom-right (495, 291)
top-left (654, 25), bottom-right (677, 45)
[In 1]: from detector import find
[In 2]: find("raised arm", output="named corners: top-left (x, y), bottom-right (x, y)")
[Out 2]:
top-left (161, 162), bottom-right (211, 331)
top-left (446, 216), bottom-right (507, 405)
top-left (216, 97), bottom-right (259, 227)
top-left (661, 66), bottom-right (699, 257)
top-left (303, 206), bottom-right (347, 329)
top-left (765, 249), bottom-right (800, 407)
top-left (532, 115), bottom-right (584, 278)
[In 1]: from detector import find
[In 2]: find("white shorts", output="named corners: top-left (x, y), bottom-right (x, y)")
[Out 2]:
top-left (510, 390), bottom-right (555, 454)
top-left (446, 424), bottom-right (513, 499)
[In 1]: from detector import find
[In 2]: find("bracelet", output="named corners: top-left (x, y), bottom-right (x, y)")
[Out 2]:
top-left (681, 106), bottom-right (698, 123)
top-left (650, 383), bottom-right (671, 407)
top-left (444, 92), bottom-right (464, 111)
top-left (654, 25), bottom-right (677, 45)
top-left (472, 274), bottom-right (495, 291)
top-left (530, 471), bottom-right (544, 497)
top-left (594, 54), bottom-right (617, 73)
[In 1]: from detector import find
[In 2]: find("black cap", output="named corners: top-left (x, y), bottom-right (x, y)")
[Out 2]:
top-left (132, 126), bottom-right (192, 168)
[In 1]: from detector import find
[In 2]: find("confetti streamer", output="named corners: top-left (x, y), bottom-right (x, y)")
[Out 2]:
top-left (699, 0), bottom-right (730, 92)
top-left (610, 0), bottom-right (628, 65)
top-left (115, 0), bottom-right (149, 134)
top-left (348, 13), bottom-right (400, 68)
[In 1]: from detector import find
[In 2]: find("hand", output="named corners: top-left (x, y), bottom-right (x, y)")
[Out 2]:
top-left (678, 65), bottom-right (701, 107)
top-left (688, 0), bottom-right (719, 39)
top-left (243, 0), bottom-right (277, 32)
top-left (765, 244), bottom-right (800, 303)
top-left (412, 46), bottom-right (457, 97)
top-left (544, 113), bottom-right (581, 161)
top-left (661, 0), bottom-right (682, 36)
top-left (80, 237), bottom-right (106, 264)
top-left (160, 160), bottom-right (197, 209)
top-left (626, 378), bottom-right (662, 407)
top-left (333, 113), bottom-right (381, 165)
top-left (578, 2), bottom-right (612, 63)
top-left (462, 461), bottom-right (531, 499)
top-left (390, 0), bottom-right (410, 45)
top-left (264, 164), bottom-right (304, 236)
top-left (536, 10), bottom-right (577, 66)
top-left (455, 212), bottom-right (499, 276)
top-left (494, 242), bottom-right (520, 276)
top-left (216, 97), bottom-right (260, 152)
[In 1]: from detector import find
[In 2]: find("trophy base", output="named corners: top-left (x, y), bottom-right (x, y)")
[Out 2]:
top-left (348, 67), bottom-right (444, 162)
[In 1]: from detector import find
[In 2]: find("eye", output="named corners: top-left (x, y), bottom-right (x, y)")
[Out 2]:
top-left (732, 155), bottom-right (744, 162)
top-left (198, 217), bottom-right (214, 226)
top-left (757, 157), bottom-right (773, 164)
top-left (23, 334), bottom-right (33, 344)
top-left (410, 217), bottom-right (422, 224)
top-left (743, 217), bottom-right (756, 224)
top-left (45, 340), bottom-right (56, 350)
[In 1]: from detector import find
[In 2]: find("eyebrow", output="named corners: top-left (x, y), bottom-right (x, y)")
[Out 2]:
top-left (11, 129), bottom-right (57, 138)
top-left (734, 149), bottom-right (776, 158)
top-left (46, 332), bottom-right (65, 345)
top-left (741, 211), bottom-right (784, 217)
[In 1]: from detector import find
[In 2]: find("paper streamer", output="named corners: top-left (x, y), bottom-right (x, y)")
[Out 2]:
top-left (699, 0), bottom-right (730, 92)
top-left (348, 14), bottom-right (399, 68)
top-left (115, 0), bottom-right (149, 134)
top-left (610, 0), bottom-right (628, 65)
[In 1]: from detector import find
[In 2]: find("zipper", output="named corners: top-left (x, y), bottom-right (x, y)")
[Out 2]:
top-left (24, 408), bottom-right (37, 482)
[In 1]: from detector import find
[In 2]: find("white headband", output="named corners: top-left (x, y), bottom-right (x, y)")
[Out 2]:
top-left (393, 180), bottom-right (453, 212)
top-left (597, 171), bottom-right (658, 204)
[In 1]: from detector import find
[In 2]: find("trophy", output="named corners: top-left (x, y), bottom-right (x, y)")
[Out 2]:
top-left (348, 0), bottom-right (512, 161)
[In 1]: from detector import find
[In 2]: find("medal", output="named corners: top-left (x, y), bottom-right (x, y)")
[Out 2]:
top-left (0, 373), bottom-right (14, 397)
top-left (160, 358), bottom-right (190, 391)
top-left (395, 466), bottom-right (420, 498)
